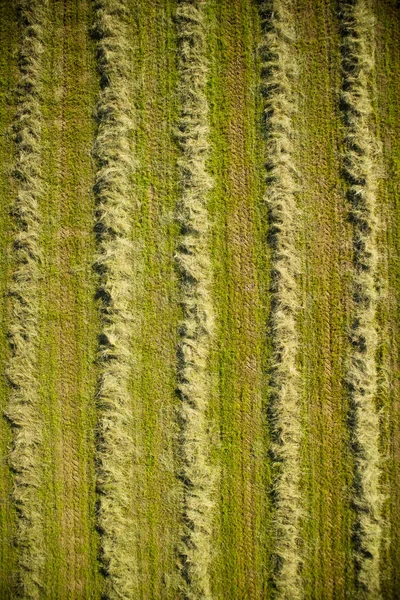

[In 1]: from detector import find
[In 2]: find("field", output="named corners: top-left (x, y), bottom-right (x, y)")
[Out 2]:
top-left (0, 0), bottom-right (399, 598)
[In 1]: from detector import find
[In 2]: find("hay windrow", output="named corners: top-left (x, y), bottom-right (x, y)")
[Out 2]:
top-left (93, 1), bottom-right (137, 597)
top-left (5, 0), bottom-right (47, 597)
top-left (339, 0), bottom-right (383, 595)
top-left (259, 0), bottom-right (303, 597)
top-left (175, 1), bottom-right (216, 598)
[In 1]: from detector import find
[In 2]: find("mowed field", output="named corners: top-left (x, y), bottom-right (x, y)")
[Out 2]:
top-left (0, 0), bottom-right (399, 598)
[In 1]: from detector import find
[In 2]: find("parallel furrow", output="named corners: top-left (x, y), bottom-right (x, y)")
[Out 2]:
top-left (58, 1), bottom-right (79, 589)
top-left (224, 5), bottom-right (262, 595)
top-left (374, 2), bottom-right (400, 595)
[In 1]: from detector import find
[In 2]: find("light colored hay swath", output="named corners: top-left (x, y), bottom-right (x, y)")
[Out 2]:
top-left (5, 0), bottom-right (47, 597)
top-left (93, 0), bottom-right (138, 598)
top-left (259, 0), bottom-right (304, 597)
top-left (340, 0), bottom-right (383, 595)
top-left (175, 0), bottom-right (216, 598)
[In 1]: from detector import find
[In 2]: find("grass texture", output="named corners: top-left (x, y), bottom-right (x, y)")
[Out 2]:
top-left (293, 1), bottom-right (353, 595)
top-left (175, 1), bottom-right (216, 598)
top-left (0, 0), bottom-right (399, 597)
top-left (125, 1), bottom-right (182, 595)
top-left (37, 0), bottom-right (101, 593)
top-left (259, 1), bottom-right (303, 597)
top-left (92, 0), bottom-right (137, 597)
top-left (205, 2), bottom-right (269, 596)
top-left (5, 0), bottom-right (47, 597)
top-left (374, 1), bottom-right (400, 595)
top-left (339, 0), bottom-right (383, 595)
top-left (0, 2), bottom-right (19, 595)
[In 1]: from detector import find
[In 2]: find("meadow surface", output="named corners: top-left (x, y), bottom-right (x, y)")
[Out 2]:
top-left (0, 0), bottom-right (399, 598)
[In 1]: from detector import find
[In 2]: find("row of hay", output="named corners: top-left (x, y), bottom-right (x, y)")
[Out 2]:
top-left (339, 0), bottom-right (383, 595)
top-left (175, 1), bottom-right (216, 598)
top-left (258, 1), bottom-right (303, 597)
top-left (5, 0), bottom-right (47, 597)
top-left (92, 1), bottom-right (138, 598)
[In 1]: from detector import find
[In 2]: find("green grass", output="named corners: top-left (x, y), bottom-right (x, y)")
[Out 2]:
top-left (374, 0), bottom-right (400, 596)
top-left (39, 0), bottom-right (100, 596)
top-left (0, 1), bottom-right (18, 595)
top-left (206, 1), bottom-right (271, 597)
top-left (294, 0), bottom-right (355, 596)
top-left (126, 0), bottom-right (182, 597)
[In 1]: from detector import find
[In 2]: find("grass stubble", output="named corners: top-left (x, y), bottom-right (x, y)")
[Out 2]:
top-left (175, 0), bottom-right (216, 598)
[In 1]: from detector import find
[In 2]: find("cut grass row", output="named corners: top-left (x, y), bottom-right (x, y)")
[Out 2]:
top-left (5, 1), bottom-right (47, 596)
top-left (93, 0), bottom-right (138, 597)
top-left (175, 1), bottom-right (216, 598)
top-left (339, 0), bottom-right (383, 594)
top-left (259, 0), bottom-right (303, 596)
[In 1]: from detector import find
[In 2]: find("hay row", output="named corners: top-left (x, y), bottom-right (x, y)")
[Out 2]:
top-left (92, 1), bottom-right (138, 598)
top-left (5, 1), bottom-right (47, 597)
top-left (339, 0), bottom-right (383, 595)
top-left (175, 1), bottom-right (216, 598)
top-left (259, 1), bottom-right (303, 597)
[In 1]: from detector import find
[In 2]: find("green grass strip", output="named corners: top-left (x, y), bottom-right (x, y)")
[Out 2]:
top-left (175, 1), bottom-right (216, 598)
top-left (339, 0), bottom-right (383, 595)
top-left (258, 1), bottom-right (303, 597)
top-left (4, 0), bottom-right (47, 597)
top-left (93, 1), bottom-right (138, 597)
